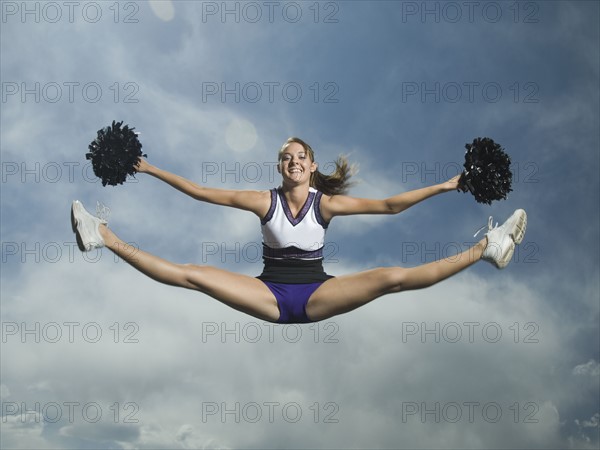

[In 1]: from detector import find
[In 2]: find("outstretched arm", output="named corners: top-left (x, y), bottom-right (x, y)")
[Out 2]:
top-left (320, 175), bottom-right (461, 221)
top-left (135, 158), bottom-right (270, 217)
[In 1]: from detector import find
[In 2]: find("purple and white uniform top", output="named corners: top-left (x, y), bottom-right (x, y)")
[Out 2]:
top-left (260, 186), bottom-right (328, 261)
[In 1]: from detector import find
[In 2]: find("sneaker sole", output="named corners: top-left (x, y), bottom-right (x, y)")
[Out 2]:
top-left (71, 201), bottom-right (87, 252)
top-left (484, 234), bottom-right (515, 269)
top-left (509, 209), bottom-right (527, 245)
top-left (496, 239), bottom-right (515, 269)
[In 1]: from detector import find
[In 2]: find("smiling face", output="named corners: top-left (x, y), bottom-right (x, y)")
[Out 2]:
top-left (277, 140), bottom-right (318, 185)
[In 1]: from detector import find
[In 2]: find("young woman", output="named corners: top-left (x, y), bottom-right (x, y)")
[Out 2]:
top-left (71, 137), bottom-right (527, 324)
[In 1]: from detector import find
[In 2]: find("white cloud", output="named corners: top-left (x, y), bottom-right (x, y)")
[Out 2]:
top-left (0, 253), bottom-right (584, 448)
top-left (0, 412), bottom-right (53, 449)
top-left (573, 360), bottom-right (600, 377)
top-left (577, 413), bottom-right (600, 429)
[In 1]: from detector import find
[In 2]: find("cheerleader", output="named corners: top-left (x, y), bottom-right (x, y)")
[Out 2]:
top-left (71, 137), bottom-right (526, 323)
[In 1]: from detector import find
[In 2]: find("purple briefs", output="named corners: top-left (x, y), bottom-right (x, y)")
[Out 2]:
top-left (261, 281), bottom-right (323, 324)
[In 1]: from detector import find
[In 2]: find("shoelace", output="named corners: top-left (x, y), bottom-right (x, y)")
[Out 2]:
top-left (473, 216), bottom-right (497, 238)
top-left (96, 201), bottom-right (111, 222)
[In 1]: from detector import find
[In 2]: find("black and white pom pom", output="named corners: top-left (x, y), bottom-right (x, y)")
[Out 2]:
top-left (86, 120), bottom-right (146, 186)
top-left (458, 137), bottom-right (512, 205)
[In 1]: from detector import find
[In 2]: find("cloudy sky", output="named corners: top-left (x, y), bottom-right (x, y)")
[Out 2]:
top-left (1, 0), bottom-right (598, 448)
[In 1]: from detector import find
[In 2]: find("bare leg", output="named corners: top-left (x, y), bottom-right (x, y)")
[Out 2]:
top-left (306, 238), bottom-right (487, 321)
top-left (99, 225), bottom-right (280, 322)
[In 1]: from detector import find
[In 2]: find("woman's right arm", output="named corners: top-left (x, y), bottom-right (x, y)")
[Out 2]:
top-left (135, 158), bottom-right (270, 217)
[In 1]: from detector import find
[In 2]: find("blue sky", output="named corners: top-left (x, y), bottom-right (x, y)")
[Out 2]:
top-left (1, 1), bottom-right (598, 448)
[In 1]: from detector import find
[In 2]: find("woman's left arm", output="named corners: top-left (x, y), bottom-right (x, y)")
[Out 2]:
top-left (320, 175), bottom-right (461, 221)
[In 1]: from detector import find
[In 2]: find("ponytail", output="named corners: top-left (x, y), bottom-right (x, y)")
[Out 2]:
top-left (310, 154), bottom-right (356, 196)
top-left (279, 137), bottom-right (357, 196)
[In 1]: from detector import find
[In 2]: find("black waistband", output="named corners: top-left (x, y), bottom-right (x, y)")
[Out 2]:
top-left (256, 258), bottom-right (334, 284)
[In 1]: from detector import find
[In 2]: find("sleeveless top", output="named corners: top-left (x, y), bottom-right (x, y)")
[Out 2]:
top-left (257, 187), bottom-right (334, 284)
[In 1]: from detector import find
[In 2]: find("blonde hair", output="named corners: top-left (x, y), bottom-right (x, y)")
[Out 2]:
top-left (278, 137), bottom-right (356, 196)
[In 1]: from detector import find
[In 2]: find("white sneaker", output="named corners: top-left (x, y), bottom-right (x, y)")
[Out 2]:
top-left (71, 200), bottom-right (109, 252)
top-left (478, 209), bottom-right (527, 269)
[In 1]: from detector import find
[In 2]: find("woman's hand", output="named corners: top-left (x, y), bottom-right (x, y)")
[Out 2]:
top-left (134, 157), bottom-right (153, 174)
top-left (441, 174), bottom-right (466, 192)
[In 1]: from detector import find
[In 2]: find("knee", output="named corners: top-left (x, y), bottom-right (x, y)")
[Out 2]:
top-left (374, 267), bottom-right (406, 294)
top-left (179, 263), bottom-right (209, 290)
